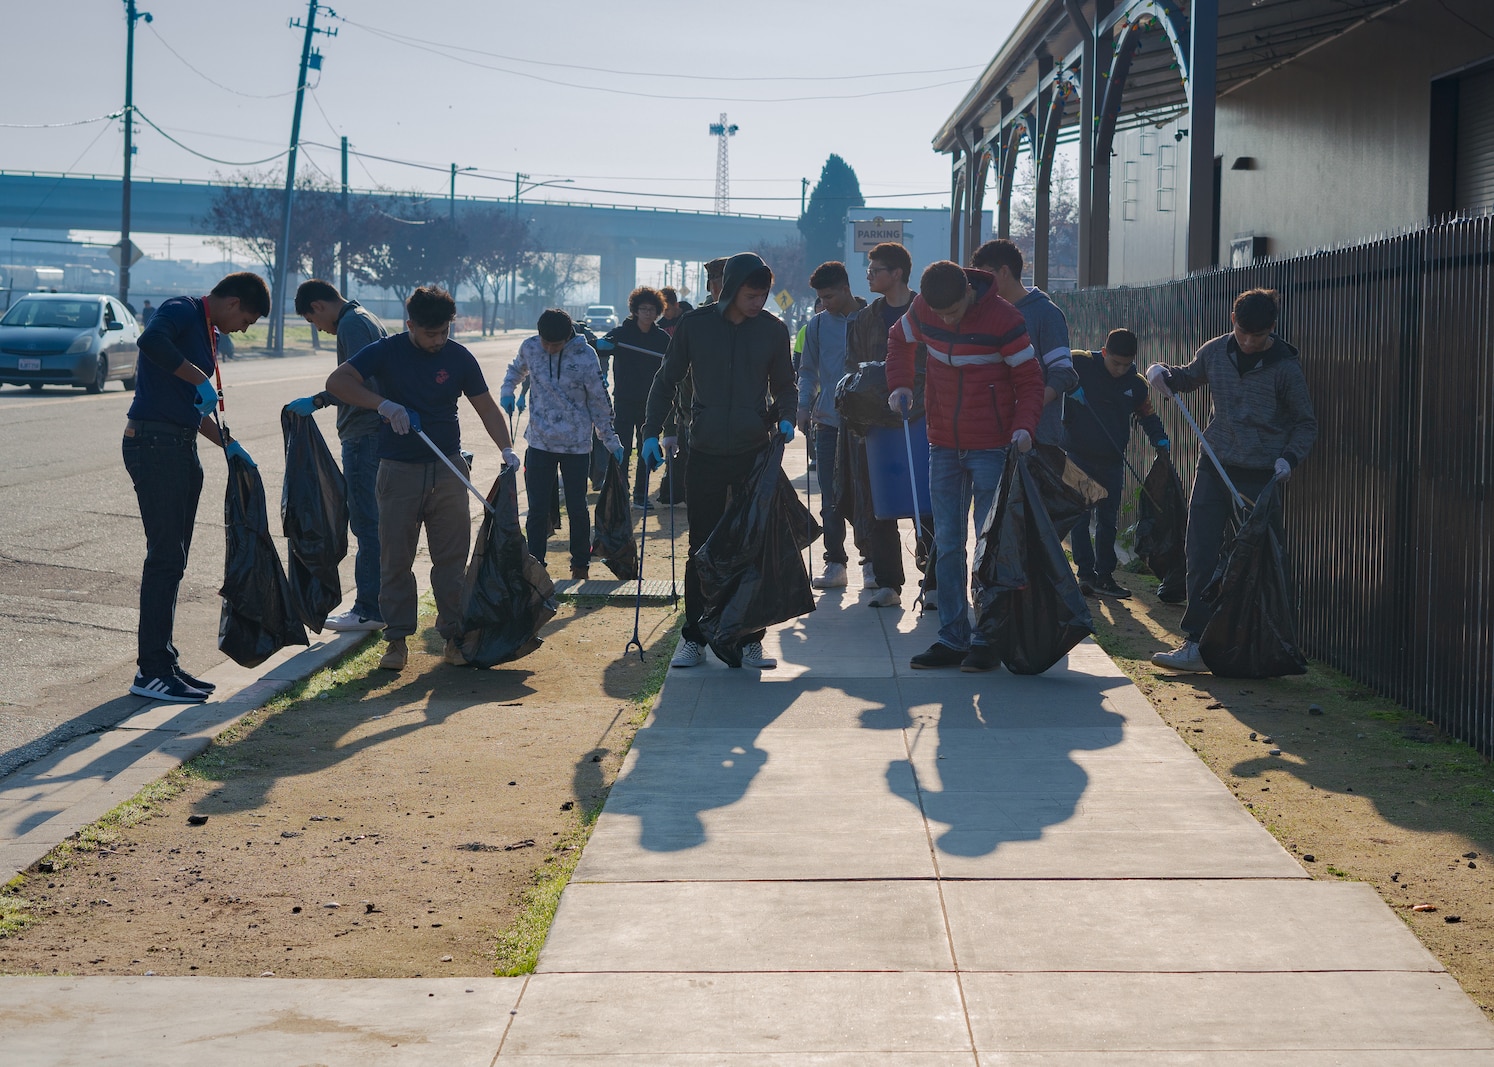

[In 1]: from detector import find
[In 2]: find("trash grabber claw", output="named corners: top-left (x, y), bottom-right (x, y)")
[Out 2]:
top-left (1171, 395), bottom-right (1253, 511)
top-left (900, 399), bottom-right (928, 612)
top-left (624, 463), bottom-right (649, 662)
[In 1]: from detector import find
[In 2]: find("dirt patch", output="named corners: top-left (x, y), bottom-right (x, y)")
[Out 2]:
top-left (0, 511), bottom-right (687, 980)
top-left (1091, 563), bottom-right (1494, 1016)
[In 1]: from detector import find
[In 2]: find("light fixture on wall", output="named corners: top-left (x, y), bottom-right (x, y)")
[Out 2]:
top-left (1174, 128), bottom-right (1190, 143)
top-left (1231, 156), bottom-right (1257, 170)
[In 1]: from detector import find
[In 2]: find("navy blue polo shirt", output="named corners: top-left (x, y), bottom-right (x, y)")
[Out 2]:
top-left (127, 296), bottom-right (216, 427)
top-left (347, 333), bottom-right (488, 461)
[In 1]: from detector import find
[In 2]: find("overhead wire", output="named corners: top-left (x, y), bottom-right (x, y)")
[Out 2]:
top-left (134, 108), bottom-right (292, 167)
top-left (331, 13), bottom-right (983, 83)
top-left (335, 19), bottom-right (971, 103)
top-left (145, 23), bottom-right (301, 99)
top-left (0, 112), bottom-right (123, 129)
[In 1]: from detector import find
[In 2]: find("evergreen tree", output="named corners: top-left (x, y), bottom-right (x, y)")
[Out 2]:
top-left (798, 154), bottom-right (865, 271)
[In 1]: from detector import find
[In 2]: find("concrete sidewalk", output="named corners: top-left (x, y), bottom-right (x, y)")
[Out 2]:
top-left (5, 452), bottom-right (1494, 1063)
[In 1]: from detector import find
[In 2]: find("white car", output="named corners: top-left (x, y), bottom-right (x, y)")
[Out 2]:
top-left (0, 293), bottom-right (141, 393)
top-left (584, 304), bottom-right (619, 331)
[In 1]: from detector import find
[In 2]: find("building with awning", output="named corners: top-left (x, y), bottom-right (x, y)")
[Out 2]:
top-left (935, 0), bottom-right (1494, 288)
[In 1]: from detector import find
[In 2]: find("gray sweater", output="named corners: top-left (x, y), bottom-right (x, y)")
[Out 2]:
top-left (1161, 332), bottom-right (1317, 471)
top-left (313, 301), bottom-right (388, 441)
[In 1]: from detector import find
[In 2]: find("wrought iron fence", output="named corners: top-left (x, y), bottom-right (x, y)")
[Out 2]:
top-left (1056, 213), bottom-right (1494, 757)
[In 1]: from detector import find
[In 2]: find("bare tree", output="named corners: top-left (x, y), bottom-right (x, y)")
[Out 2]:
top-left (1008, 156), bottom-right (1080, 290)
top-left (459, 208), bottom-right (532, 334)
top-left (352, 199), bottom-right (466, 307)
top-left (520, 231), bottom-right (595, 319)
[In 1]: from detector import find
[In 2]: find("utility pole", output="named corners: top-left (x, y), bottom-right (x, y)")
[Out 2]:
top-left (272, 1), bottom-right (335, 353)
top-left (450, 163), bottom-right (457, 222)
top-left (800, 177), bottom-right (810, 216)
top-left (509, 172), bottom-right (526, 331)
top-left (339, 135), bottom-right (349, 296)
top-left (119, 1), bottom-right (150, 308)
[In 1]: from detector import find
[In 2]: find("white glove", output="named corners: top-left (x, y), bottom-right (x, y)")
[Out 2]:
top-left (377, 399), bottom-right (410, 434)
top-left (661, 435), bottom-right (678, 458)
top-left (1274, 458), bottom-right (1292, 481)
top-left (1011, 428), bottom-right (1033, 453)
top-left (502, 447), bottom-right (521, 470)
top-left (1145, 364), bottom-right (1172, 399)
top-left (887, 387), bottom-right (914, 417)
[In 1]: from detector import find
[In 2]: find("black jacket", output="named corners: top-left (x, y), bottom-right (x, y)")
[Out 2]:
top-left (644, 252), bottom-right (795, 455)
top-left (1064, 350), bottom-right (1168, 461)
top-left (599, 317), bottom-right (669, 409)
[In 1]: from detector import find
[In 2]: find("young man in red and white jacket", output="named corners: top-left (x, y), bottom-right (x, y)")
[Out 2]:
top-left (886, 260), bottom-right (1042, 672)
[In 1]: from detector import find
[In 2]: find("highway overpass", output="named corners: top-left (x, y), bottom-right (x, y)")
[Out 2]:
top-left (0, 171), bottom-right (800, 309)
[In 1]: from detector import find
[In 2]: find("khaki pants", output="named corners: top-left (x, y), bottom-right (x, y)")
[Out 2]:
top-left (376, 456), bottom-right (471, 641)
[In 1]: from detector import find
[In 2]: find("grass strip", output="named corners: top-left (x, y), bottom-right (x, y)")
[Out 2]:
top-left (490, 619), bottom-right (680, 976)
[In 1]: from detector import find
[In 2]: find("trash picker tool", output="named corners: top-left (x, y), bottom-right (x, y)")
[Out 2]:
top-left (406, 411), bottom-right (497, 517)
top-left (900, 397), bottom-right (928, 612)
top-left (624, 464), bottom-right (649, 662)
top-left (1171, 394), bottom-right (1253, 511)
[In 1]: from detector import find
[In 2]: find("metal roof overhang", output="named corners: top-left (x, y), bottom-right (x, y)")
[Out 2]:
top-left (934, 0), bottom-right (1412, 154)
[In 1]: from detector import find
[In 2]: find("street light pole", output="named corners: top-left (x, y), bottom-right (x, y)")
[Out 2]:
top-left (506, 174), bottom-right (573, 331)
top-left (119, 0), bottom-right (150, 308)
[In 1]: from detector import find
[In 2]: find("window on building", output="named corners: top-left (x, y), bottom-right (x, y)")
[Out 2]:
top-left (1429, 61), bottom-right (1494, 215)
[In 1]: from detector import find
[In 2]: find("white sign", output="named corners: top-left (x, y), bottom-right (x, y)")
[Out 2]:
top-left (109, 239), bottom-right (145, 268)
top-left (852, 216), bottom-right (904, 253)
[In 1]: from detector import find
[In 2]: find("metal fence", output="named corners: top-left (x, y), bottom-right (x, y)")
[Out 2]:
top-left (1055, 213), bottom-right (1494, 757)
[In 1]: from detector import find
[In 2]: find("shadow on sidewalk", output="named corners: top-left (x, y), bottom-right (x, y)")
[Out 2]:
top-left (890, 666), bottom-right (1126, 857)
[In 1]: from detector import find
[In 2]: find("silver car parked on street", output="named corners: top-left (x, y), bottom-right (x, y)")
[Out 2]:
top-left (0, 293), bottom-right (141, 393)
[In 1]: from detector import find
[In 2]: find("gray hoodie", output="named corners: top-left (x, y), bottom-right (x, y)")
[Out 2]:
top-left (501, 334), bottom-right (622, 456)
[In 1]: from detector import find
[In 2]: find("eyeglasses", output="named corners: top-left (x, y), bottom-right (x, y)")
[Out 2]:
top-left (866, 265), bottom-right (892, 277)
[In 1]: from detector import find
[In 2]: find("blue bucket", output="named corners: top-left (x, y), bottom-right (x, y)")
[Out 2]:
top-left (865, 417), bottom-right (932, 521)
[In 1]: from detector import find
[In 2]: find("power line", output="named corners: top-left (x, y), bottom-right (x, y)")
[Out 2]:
top-left (0, 112), bottom-right (122, 129)
top-left (335, 20), bottom-right (971, 103)
top-left (134, 108), bottom-right (293, 167)
top-left (145, 23), bottom-right (301, 100)
top-left (332, 13), bottom-right (982, 83)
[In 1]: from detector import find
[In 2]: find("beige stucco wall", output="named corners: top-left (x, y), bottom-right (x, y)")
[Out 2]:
top-left (1107, 0), bottom-right (1492, 285)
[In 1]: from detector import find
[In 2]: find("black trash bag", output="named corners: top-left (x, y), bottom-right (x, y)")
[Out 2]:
top-left (1027, 444), bottom-right (1110, 542)
top-left (457, 467), bottom-right (557, 667)
top-left (588, 436), bottom-right (611, 492)
top-left (776, 468), bottom-right (823, 551)
top-left (1198, 476), bottom-right (1308, 678)
top-left (280, 409), bottom-right (348, 632)
top-left (695, 436), bottom-right (817, 667)
top-left (591, 454), bottom-right (637, 580)
top-left (972, 450), bottom-right (1094, 675)
top-left (656, 443), bottom-right (689, 504)
top-left (1134, 450), bottom-right (1188, 599)
top-left (220, 453), bottom-right (308, 667)
top-left (834, 360), bottom-right (925, 431)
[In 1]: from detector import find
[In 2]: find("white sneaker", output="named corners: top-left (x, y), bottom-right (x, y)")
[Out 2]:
top-left (812, 563), bottom-right (848, 589)
top-left (1152, 640), bottom-right (1208, 673)
top-left (324, 610), bottom-right (385, 632)
top-left (739, 641), bottom-right (777, 669)
top-left (670, 639), bottom-right (704, 668)
top-left (861, 562), bottom-right (876, 586)
top-left (867, 586), bottom-right (901, 608)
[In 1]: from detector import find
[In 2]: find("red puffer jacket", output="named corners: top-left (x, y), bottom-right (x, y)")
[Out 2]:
top-left (885, 270), bottom-right (1042, 450)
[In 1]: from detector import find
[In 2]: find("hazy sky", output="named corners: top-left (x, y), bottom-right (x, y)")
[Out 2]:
top-left (3, 0), bottom-right (1026, 236)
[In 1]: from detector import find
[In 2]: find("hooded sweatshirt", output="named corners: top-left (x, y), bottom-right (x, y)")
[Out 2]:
top-left (597, 316), bottom-right (669, 409)
top-left (1159, 332), bottom-right (1317, 471)
top-left (797, 296), bottom-right (867, 429)
top-left (1013, 286), bottom-right (1078, 446)
top-left (643, 251), bottom-right (796, 456)
top-left (501, 333), bottom-right (622, 456)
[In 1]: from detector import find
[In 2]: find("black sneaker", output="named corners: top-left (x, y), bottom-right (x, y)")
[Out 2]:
top-left (1092, 574), bottom-right (1132, 600)
top-left (173, 666), bottom-right (216, 693)
top-left (1157, 584), bottom-right (1187, 604)
top-left (910, 642), bottom-right (966, 669)
top-left (130, 672), bottom-right (209, 704)
top-left (960, 644), bottom-right (1001, 673)
top-left (1077, 572), bottom-right (1097, 597)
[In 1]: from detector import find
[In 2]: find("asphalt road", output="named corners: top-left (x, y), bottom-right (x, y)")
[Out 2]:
top-left (0, 330), bottom-right (527, 777)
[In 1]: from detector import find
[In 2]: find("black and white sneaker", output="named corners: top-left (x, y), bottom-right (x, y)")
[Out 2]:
top-left (173, 666), bottom-right (216, 693)
top-left (130, 672), bottom-right (209, 703)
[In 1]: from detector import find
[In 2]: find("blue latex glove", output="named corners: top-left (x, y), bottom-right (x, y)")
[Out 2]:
top-left (515, 393), bottom-right (526, 413)
top-left (778, 418), bottom-right (795, 443)
top-left (1070, 386), bottom-right (1086, 404)
top-left (641, 437), bottom-right (664, 471)
top-left (286, 396), bottom-right (317, 417)
top-left (224, 440), bottom-right (255, 468)
top-left (500, 395), bottom-right (515, 416)
top-left (612, 446), bottom-right (625, 466)
top-left (1156, 438), bottom-right (1170, 451)
top-left (193, 379), bottom-right (219, 416)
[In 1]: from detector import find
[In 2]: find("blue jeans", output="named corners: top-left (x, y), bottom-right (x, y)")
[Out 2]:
top-left (929, 444), bottom-right (1008, 651)
top-left (122, 423), bottom-right (204, 677)
top-left (341, 432), bottom-right (382, 620)
top-left (814, 424), bottom-right (848, 565)
top-left (1068, 453), bottom-right (1123, 580)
